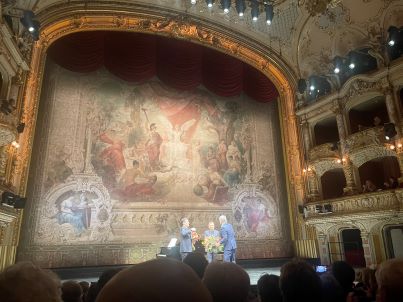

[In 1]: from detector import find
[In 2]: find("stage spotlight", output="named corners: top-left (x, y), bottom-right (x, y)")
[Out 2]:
top-left (309, 85), bottom-right (315, 91)
top-left (384, 123), bottom-right (397, 140)
top-left (221, 0), bottom-right (230, 13)
top-left (236, 0), bottom-right (245, 16)
top-left (265, 4), bottom-right (274, 25)
top-left (1, 191), bottom-right (27, 209)
top-left (333, 56), bottom-right (344, 74)
top-left (349, 62), bottom-right (355, 70)
top-left (20, 10), bottom-right (40, 40)
top-left (251, 0), bottom-right (259, 21)
top-left (206, 0), bottom-right (214, 8)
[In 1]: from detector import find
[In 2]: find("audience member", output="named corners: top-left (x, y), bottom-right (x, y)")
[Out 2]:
top-left (203, 261), bottom-right (250, 302)
top-left (85, 282), bottom-right (98, 302)
top-left (362, 180), bottom-right (377, 193)
top-left (373, 116), bottom-right (382, 127)
top-left (0, 261), bottom-right (62, 302)
top-left (331, 261), bottom-right (355, 299)
top-left (183, 251), bottom-right (209, 279)
top-left (375, 258), bottom-right (403, 302)
top-left (78, 281), bottom-right (89, 302)
top-left (257, 274), bottom-right (282, 302)
top-left (62, 280), bottom-right (83, 302)
top-left (279, 259), bottom-right (321, 302)
top-left (96, 258), bottom-right (212, 302)
top-left (388, 177), bottom-right (398, 189)
top-left (320, 273), bottom-right (345, 302)
top-left (360, 268), bottom-right (377, 301)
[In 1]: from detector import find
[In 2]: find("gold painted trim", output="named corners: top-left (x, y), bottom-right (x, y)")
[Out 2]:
top-left (14, 5), bottom-right (305, 257)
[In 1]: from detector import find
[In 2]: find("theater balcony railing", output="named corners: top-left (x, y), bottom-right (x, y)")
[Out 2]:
top-left (345, 126), bottom-right (395, 168)
top-left (307, 143), bottom-right (343, 177)
top-left (304, 189), bottom-right (402, 225)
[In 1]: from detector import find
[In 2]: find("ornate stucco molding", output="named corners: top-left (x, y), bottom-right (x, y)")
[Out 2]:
top-left (304, 189), bottom-right (401, 220)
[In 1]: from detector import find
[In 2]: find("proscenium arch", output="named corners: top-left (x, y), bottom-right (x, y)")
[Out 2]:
top-left (16, 6), bottom-right (303, 241)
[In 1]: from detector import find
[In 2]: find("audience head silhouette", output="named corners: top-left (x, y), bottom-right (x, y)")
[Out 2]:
top-left (61, 280), bottom-right (82, 302)
top-left (257, 274), bottom-right (282, 302)
top-left (96, 258), bottom-right (212, 302)
top-left (331, 261), bottom-right (355, 298)
top-left (279, 259), bottom-right (321, 302)
top-left (203, 261), bottom-right (250, 302)
top-left (0, 261), bottom-right (62, 302)
top-left (375, 258), bottom-right (403, 302)
top-left (183, 251), bottom-right (209, 279)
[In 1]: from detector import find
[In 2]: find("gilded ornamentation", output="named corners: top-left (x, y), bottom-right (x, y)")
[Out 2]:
top-left (309, 143), bottom-right (339, 162)
top-left (299, 0), bottom-right (342, 16)
top-left (305, 189), bottom-right (400, 219)
top-left (312, 159), bottom-right (342, 178)
top-left (14, 10), bottom-right (299, 267)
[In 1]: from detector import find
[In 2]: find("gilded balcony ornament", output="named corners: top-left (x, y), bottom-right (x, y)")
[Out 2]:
top-left (299, 0), bottom-right (342, 16)
top-left (308, 143), bottom-right (339, 162)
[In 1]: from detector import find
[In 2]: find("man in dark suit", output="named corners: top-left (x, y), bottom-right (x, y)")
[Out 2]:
top-left (219, 215), bottom-right (237, 263)
top-left (179, 217), bottom-right (193, 260)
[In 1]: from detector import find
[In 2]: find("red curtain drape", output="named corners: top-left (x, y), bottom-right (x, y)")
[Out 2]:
top-left (48, 31), bottom-right (278, 102)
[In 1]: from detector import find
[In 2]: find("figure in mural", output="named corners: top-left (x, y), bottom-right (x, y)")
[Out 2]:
top-left (117, 160), bottom-right (157, 200)
top-left (56, 193), bottom-right (91, 235)
top-left (99, 131), bottom-right (126, 173)
top-left (224, 155), bottom-right (241, 187)
top-left (166, 120), bottom-right (196, 168)
top-left (243, 198), bottom-right (270, 233)
top-left (217, 139), bottom-right (228, 172)
top-left (146, 123), bottom-right (163, 171)
top-left (205, 146), bottom-right (220, 172)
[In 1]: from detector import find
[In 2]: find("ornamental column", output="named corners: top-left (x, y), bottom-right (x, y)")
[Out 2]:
top-left (316, 231), bottom-right (330, 265)
top-left (383, 85), bottom-right (401, 136)
top-left (332, 101), bottom-right (359, 194)
top-left (300, 117), bottom-right (313, 154)
top-left (360, 231), bottom-right (376, 268)
top-left (306, 168), bottom-right (320, 201)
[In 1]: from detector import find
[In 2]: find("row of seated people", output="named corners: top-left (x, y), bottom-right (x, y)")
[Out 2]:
top-left (0, 254), bottom-right (402, 302)
top-left (362, 177), bottom-right (399, 193)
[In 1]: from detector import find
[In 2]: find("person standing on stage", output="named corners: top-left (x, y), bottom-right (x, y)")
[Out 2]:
top-left (219, 215), bottom-right (237, 263)
top-left (204, 221), bottom-right (221, 263)
top-left (180, 217), bottom-right (193, 260)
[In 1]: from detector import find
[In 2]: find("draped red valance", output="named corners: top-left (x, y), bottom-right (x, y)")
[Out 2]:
top-left (47, 31), bottom-right (278, 102)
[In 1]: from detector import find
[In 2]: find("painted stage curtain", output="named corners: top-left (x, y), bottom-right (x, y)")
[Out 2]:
top-left (48, 31), bottom-right (278, 102)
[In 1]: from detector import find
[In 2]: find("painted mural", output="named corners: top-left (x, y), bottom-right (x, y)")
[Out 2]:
top-left (19, 61), bottom-right (292, 267)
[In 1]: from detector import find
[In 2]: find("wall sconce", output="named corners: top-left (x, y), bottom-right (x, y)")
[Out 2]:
top-left (303, 167), bottom-right (312, 173)
top-left (336, 159), bottom-right (342, 164)
top-left (11, 141), bottom-right (20, 148)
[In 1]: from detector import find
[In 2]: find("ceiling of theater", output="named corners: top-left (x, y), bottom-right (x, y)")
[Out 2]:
top-left (4, 0), bottom-right (403, 81)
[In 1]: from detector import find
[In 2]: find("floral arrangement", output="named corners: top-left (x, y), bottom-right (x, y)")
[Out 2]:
top-left (202, 236), bottom-right (224, 254)
top-left (191, 230), bottom-right (200, 250)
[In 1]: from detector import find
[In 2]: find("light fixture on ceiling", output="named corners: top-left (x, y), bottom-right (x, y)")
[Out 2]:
top-left (236, 0), bottom-right (246, 17)
top-left (251, 0), bottom-right (259, 21)
top-left (20, 10), bottom-right (40, 41)
top-left (206, 0), bottom-right (214, 8)
top-left (265, 3), bottom-right (273, 25)
top-left (221, 0), bottom-right (230, 13)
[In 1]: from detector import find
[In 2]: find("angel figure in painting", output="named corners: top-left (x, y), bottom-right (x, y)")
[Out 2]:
top-left (166, 119), bottom-right (196, 168)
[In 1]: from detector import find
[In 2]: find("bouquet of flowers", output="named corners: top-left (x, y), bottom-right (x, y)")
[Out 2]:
top-left (191, 228), bottom-right (200, 250)
top-left (202, 236), bottom-right (224, 254)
